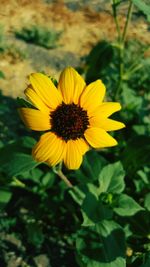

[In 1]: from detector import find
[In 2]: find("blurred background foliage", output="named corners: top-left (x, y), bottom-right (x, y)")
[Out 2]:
top-left (0, 0), bottom-right (150, 266)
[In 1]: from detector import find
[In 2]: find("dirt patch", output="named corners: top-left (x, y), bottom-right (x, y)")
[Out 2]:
top-left (0, 0), bottom-right (149, 97)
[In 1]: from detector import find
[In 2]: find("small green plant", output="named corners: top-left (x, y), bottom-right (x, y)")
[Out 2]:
top-left (6, 45), bottom-right (28, 61)
top-left (15, 25), bottom-right (61, 49)
top-left (0, 25), bottom-right (7, 53)
top-left (0, 25), bottom-right (27, 61)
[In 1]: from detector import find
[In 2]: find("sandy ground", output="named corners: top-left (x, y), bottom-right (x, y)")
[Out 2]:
top-left (0, 0), bottom-right (149, 97)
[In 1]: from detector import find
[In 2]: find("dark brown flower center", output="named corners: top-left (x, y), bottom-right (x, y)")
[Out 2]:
top-left (50, 103), bottom-right (89, 141)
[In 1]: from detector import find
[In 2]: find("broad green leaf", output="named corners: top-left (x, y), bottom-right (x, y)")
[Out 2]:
top-left (0, 137), bottom-right (39, 177)
top-left (76, 220), bottom-right (125, 267)
top-left (132, 0), bottom-right (150, 22)
top-left (69, 182), bottom-right (100, 206)
top-left (0, 189), bottom-right (12, 209)
top-left (81, 192), bottom-right (113, 226)
top-left (144, 193), bottom-right (150, 211)
top-left (98, 161), bottom-right (125, 194)
top-left (2, 153), bottom-right (39, 177)
top-left (137, 169), bottom-right (149, 185)
top-left (113, 194), bottom-right (143, 216)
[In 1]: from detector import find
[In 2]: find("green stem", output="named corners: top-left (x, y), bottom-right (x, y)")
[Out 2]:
top-left (115, 44), bottom-right (124, 100)
top-left (122, 0), bottom-right (133, 43)
top-left (114, 0), bottom-right (133, 100)
top-left (112, 0), bottom-right (121, 42)
top-left (53, 163), bottom-right (73, 188)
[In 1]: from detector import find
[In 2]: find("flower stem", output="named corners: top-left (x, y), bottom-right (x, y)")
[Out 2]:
top-left (112, 0), bottom-right (121, 42)
top-left (122, 0), bottom-right (133, 43)
top-left (53, 163), bottom-right (73, 188)
top-left (113, 0), bottom-right (133, 100)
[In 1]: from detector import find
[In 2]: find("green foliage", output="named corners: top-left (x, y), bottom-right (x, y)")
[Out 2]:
top-left (0, 25), bottom-right (7, 53)
top-left (76, 220), bottom-right (126, 267)
top-left (0, 25), bottom-right (27, 60)
top-left (113, 194), bottom-right (143, 216)
top-left (98, 161), bottom-right (125, 194)
top-left (0, 70), bottom-right (5, 79)
top-left (132, 0), bottom-right (150, 21)
top-left (15, 25), bottom-right (61, 49)
top-left (0, 1), bottom-right (150, 266)
top-left (84, 41), bottom-right (114, 83)
top-left (0, 189), bottom-right (12, 209)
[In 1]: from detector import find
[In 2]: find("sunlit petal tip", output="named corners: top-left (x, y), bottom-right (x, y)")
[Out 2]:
top-left (119, 122), bottom-right (126, 129)
top-left (117, 103), bottom-right (122, 110)
top-left (90, 116), bottom-right (126, 131)
top-left (80, 79), bottom-right (106, 114)
top-left (84, 127), bottom-right (118, 148)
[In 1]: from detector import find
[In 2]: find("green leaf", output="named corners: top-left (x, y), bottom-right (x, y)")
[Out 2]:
top-left (0, 189), bottom-right (12, 209)
top-left (17, 97), bottom-right (36, 109)
top-left (69, 186), bottom-right (86, 206)
top-left (2, 153), bottom-right (39, 177)
top-left (121, 85), bottom-right (143, 115)
top-left (41, 172), bottom-right (55, 188)
top-left (86, 41), bottom-right (114, 83)
top-left (122, 136), bottom-right (150, 175)
top-left (98, 162), bottom-right (125, 194)
top-left (26, 222), bottom-right (44, 248)
top-left (21, 136), bottom-right (37, 148)
top-left (140, 254), bottom-right (150, 267)
top-left (144, 193), bottom-right (150, 211)
top-left (132, 0), bottom-right (150, 22)
top-left (76, 220), bottom-right (125, 267)
top-left (69, 150), bottom-right (107, 183)
top-left (0, 137), bottom-right (39, 177)
top-left (81, 192), bottom-right (113, 226)
top-left (113, 194), bottom-right (144, 216)
top-left (0, 70), bottom-right (5, 79)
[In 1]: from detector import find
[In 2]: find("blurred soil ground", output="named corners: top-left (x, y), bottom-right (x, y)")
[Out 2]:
top-left (0, 0), bottom-right (149, 97)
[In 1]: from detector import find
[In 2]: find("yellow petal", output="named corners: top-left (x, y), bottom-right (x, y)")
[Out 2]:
top-left (19, 108), bottom-right (50, 131)
top-left (24, 86), bottom-right (50, 113)
top-left (91, 118), bottom-right (126, 131)
top-left (25, 86), bottom-right (50, 113)
top-left (80, 80), bottom-right (106, 115)
top-left (58, 67), bottom-right (86, 104)
top-left (64, 140), bottom-right (83, 170)
top-left (91, 102), bottom-right (121, 119)
top-left (29, 73), bottom-right (62, 109)
top-left (84, 127), bottom-right (117, 148)
top-left (76, 138), bottom-right (89, 155)
top-left (32, 132), bottom-right (65, 164)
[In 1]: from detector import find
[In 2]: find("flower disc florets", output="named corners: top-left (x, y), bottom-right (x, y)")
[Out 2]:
top-left (50, 103), bottom-right (89, 141)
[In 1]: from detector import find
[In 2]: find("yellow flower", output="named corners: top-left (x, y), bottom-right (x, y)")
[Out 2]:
top-left (19, 67), bottom-right (125, 170)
